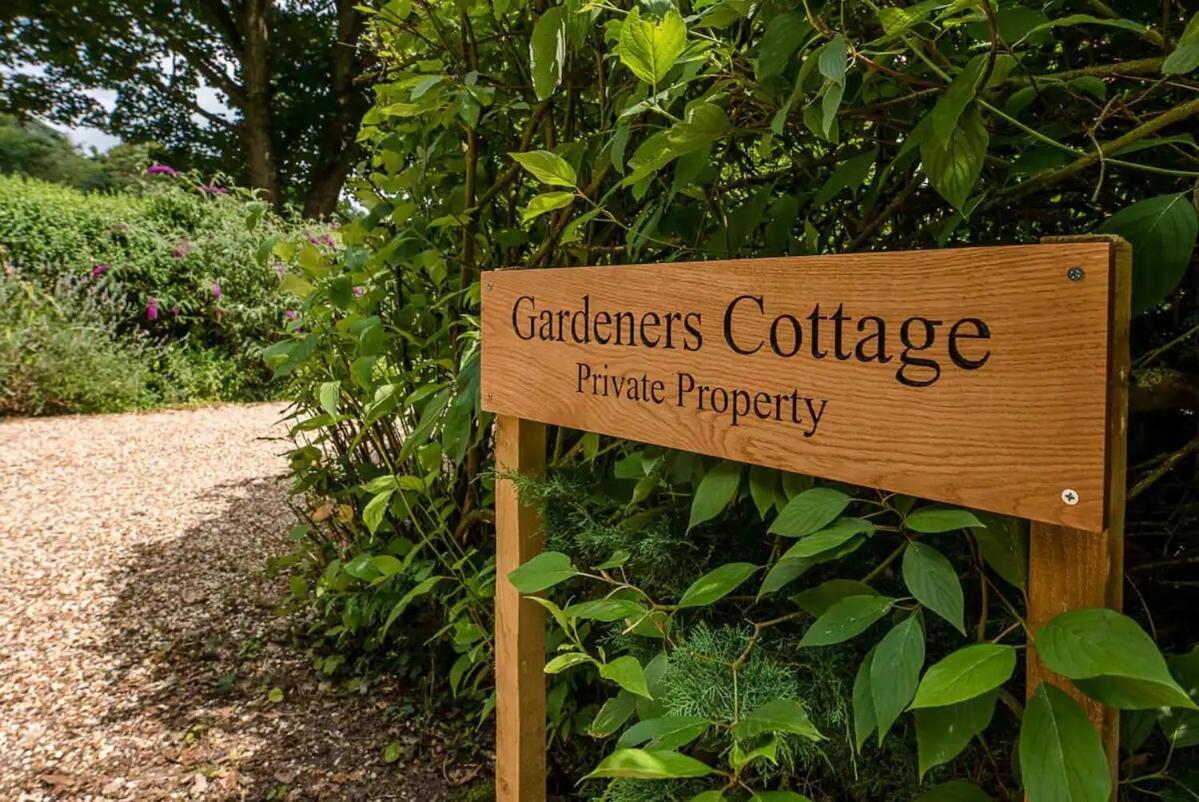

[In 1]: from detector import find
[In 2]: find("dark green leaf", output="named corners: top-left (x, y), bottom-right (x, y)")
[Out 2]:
top-left (769, 487), bottom-right (851, 537)
top-left (1098, 193), bottom-right (1199, 315)
top-left (871, 614), bottom-right (925, 742)
top-left (530, 7), bottom-right (566, 101)
top-left (678, 562), bottom-right (758, 608)
top-left (1020, 683), bottom-right (1110, 802)
top-left (799, 595), bottom-right (895, 647)
top-left (911, 644), bottom-right (1016, 708)
top-left (688, 460), bottom-right (742, 529)
top-left (906, 506), bottom-right (985, 533)
top-left (903, 542), bottom-right (966, 634)
top-left (915, 690), bottom-right (997, 778)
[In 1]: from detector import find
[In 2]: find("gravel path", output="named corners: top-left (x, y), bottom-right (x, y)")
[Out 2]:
top-left (0, 405), bottom-right (476, 801)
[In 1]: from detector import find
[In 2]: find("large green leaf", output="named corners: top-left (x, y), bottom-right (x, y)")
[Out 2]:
top-left (902, 542), bottom-right (966, 634)
top-left (600, 655), bottom-right (652, 699)
top-left (930, 55), bottom-right (986, 146)
top-left (678, 562), bottom-right (758, 608)
top-left (583, 748), bottom-right (712, 780)
top-left (911, 644), bottom-right (1016, 708)
top-left (871, 614), bottom-right (925, 742)
top-left (509, 149), bottom-right (578, 187)
top-left (921, 102), bottom-right (988, 210)
top-left (915, 689), bottom-right (997, 778)
top-left (1020, 683), bottom-right (1111, 802)
top-left (522, 191), bottom-right (575, 224)
top-left (769, 487), bottom-right (851, 537)
top-left (1098, 193), bottom-right (1199, 315)
top-left (799, 594), bottom-right (894, 647)
top-left (1162, 11), bottom-right (1199, 74)
top-left (507, 551), bottom-right (579, 593)
top-left (530, 7), bottom-right (566, 101)
top-left (688, 460), bottom-right (742, 529)
top-left (619, 7), bottom-right (687, 86)
top-left (1036, 608), bottom-right (1197, 709)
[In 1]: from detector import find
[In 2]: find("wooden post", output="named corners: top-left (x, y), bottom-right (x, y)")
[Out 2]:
top-left (1027, 235), bottom-right (1131, 791)
top-left (494, 414), bottom-right (548, 802)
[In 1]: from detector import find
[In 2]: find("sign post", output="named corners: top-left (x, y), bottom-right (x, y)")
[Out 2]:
top-left (484, 238), bottom-right (1130, 801)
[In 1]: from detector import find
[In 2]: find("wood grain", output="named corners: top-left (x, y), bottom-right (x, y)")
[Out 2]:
top-left (1027, 235), bottom-right (1130, 796)
top-left (482, 244), bottom-right (1116, 529)
top-left (494, 416), bottom-right (547, 802)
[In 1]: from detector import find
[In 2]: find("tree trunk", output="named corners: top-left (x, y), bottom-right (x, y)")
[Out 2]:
top-left (301, 0), bottom-right (367, 218)
top-left (241, 0), bottom-right (280, 207)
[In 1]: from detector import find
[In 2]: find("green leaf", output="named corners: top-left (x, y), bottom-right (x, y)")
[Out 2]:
top-left (595, 549), bottom-right (631, 570)
top-left (1163, 11), bottom-right (1199, 74)
top-left (583, 748), bottom-right (712, 780)
top-left (915, 781), bottom-right (993, 802)
top-left (812, 148), bottom-right (878, 207)
top-left (590, 691), bottom-right (637, 736)
top-left (930, 56), bottom-right (986, 146)
top-left (757, 12), bottom-right (810, 79)
top-left (381, 576), bottom-right (446, 636)
top-left (792, 578), bottom-right (878, 616)
top-left (678, 562), bottom-right (758, 608)
top-left (509, 149), bottom-right (578, 188)
top-left (780, 517), bottom-right (874, 559)
top-left (530, 7), bottom-right (566, 101)
top-left (972, 513), bottom-right (1028, 589)
top-left (618, 716), bottom-right (709, 749)
top-left (903, 542), bottom-right (966, 634)
top-left (905, 506), bottom-right (985, 534)
top-left (688, 460), bottom-right (742, 529)
top-left (799, 595), bottom-right (895, 647)
top-left (522, 191), bottom-right (575, 224)
top-left (363, 490), bottom-right (392, 534)
top-left (769, 487), bottom-right (851, 537)
top-left (1098, 193), bottom-right (1199, 315)
top-left (871, 614), bottom-right (925, 742)
top-left (921, 103), bottom-right (988, 211)
top-left (507, 551), bottom-right (579, 593)
top-left (318, 380), bottom-right (340, 416)
top-left (748, 465), bottom-right (779, 519)
top-left (545, 652), bottom-right (593, 674)
top-left (1159, 646), bottom-right (1199, 746)
top-left (911, 644), bottom-right (1017, 709)
top-left (565, 599), bottom-right (647, 622)
top-left (733, 699), bottom-right (824, 741)
top-left (915, 690), bottom-right (998, 778)
top-left (619, 7), bottom-right (687, 86)
top-left (876, 0), bottom-right (940, 38)
top-left (818, 34), bottom-right (847, 85)
top-left (1020, 683), bottom-right (1111, 802)
top-left (382, 740), bottom-right (402, 763)
top-left (1036, 608), bottom-right (1197, 710)
top-left (600, 655), bottom-right (652, 698)
top-left (853, 645), bottom-right (878, 752)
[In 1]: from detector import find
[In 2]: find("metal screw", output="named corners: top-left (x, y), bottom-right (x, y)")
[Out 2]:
top-left (486, 281), bottom-right (494, 291)
top-left (1066, 266), bottom-right (1085, 282)
top-left (1061, 488), bottom-right (1080, 506)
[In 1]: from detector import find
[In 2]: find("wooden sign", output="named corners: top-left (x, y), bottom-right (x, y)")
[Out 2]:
top-left (482, 242), bottom-right (1119, 531)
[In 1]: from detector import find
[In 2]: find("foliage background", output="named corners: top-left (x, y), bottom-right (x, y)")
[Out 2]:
top-left (261, 0), bottom-right (1199, 799)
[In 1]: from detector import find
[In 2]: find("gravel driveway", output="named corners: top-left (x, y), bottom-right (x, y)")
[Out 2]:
top-left (0, 404), bottom-right (473, 801)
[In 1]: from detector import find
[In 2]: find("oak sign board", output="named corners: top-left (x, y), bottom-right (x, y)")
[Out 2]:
top-left (481, 242), bottom-right (1119, 532)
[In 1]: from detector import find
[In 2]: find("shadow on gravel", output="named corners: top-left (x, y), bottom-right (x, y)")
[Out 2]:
top-left (96, 476), bottom-right (478, 801)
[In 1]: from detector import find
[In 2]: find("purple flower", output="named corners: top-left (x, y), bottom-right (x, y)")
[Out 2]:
top-left (284, 309), bottom-right (298, 320)
top-left (211, 281), bottom-right (222, 300)
top-left (172, 238), bottom-right (192, 258)
top-left (91, 263), bottom-right (110, 278)
top-left (306, 232), bottom-right (336, 248)
top-left (146, 163), bottom-right (179, 177)
top-left (353, 285), bottom-right (365, 298)
top-left (199, 184), bottom-right (228, 195)
top-left (146, 297), bottom-right (160, 321)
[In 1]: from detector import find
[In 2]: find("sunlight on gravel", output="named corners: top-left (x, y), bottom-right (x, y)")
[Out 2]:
top-left (0, 405), bottom-right (459, 801)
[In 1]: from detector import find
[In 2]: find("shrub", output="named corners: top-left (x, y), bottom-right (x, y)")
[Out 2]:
top-left (274, 1), bottom-right (1199, 799)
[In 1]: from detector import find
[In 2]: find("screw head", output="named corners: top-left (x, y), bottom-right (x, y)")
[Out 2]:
top-left (1066, 266), bottom-right (1085, 282)
top-left (485, 281), bottom-right (494, 291)
top-left (1061, 488), bottom-right (1080, 506)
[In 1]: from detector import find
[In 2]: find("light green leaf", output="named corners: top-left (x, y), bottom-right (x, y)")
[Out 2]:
top-left (509, 149), bottom-right (578, 187)
top-left (318, 380), bottom-right (340, 416)
top-left (1098, 193), bottom-right (1199, 315)
top-left (915, 780), bottom-right (993, 802)
top-left (769, 487), bottom-right (851, 537)
top-left (905, 505), bottom-right (985, 533)
top-left (920, 103), bottom-right (988, 211)
top-left (1036, 608), bottom-right (1197, 710)
top-left (522, 191), bottom-right (575, 224)
top-left (689, 460), bottom-right (742, 529)
top-left (1163, 11), bottom-right (1199, 74)
top-left (799, 595), bottom-right (895, 647)
top-left (530, 7), bottom-right (566, 101)
top-left (583, 748), bottom-right (712, 780)
top-left (545, 652), bottom-right (594, 674)
top-left (733, 699), bottom-right (824, 741)
top-left (871, 615), bottom-right (925, 742)
top-left (363, 490), bottom-right (392, 534)
top-left (911, 644), bottom-right (1017, 709)
top-left (903, 542), bottom-right (966, 634)
top-left (930, 55), bottom-right (986, 146)
top-left (678, 562), bottom-right (758, 608)
top-left (507, 551), bottom-right (579, 593)
top-left (600, 655), bottom-right (652, 698)
top-left (915, 690), bottom-right (998, 778)
top-left (619, 7), bottom-right (687, 86)
top-left (1020, 683), bottom-right (1111, 802)
top-left (617, 716), bottom-right (709, 749)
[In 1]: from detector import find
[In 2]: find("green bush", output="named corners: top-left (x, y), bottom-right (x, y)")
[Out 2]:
top-left (272, 1), bottom-right (1199, 799)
